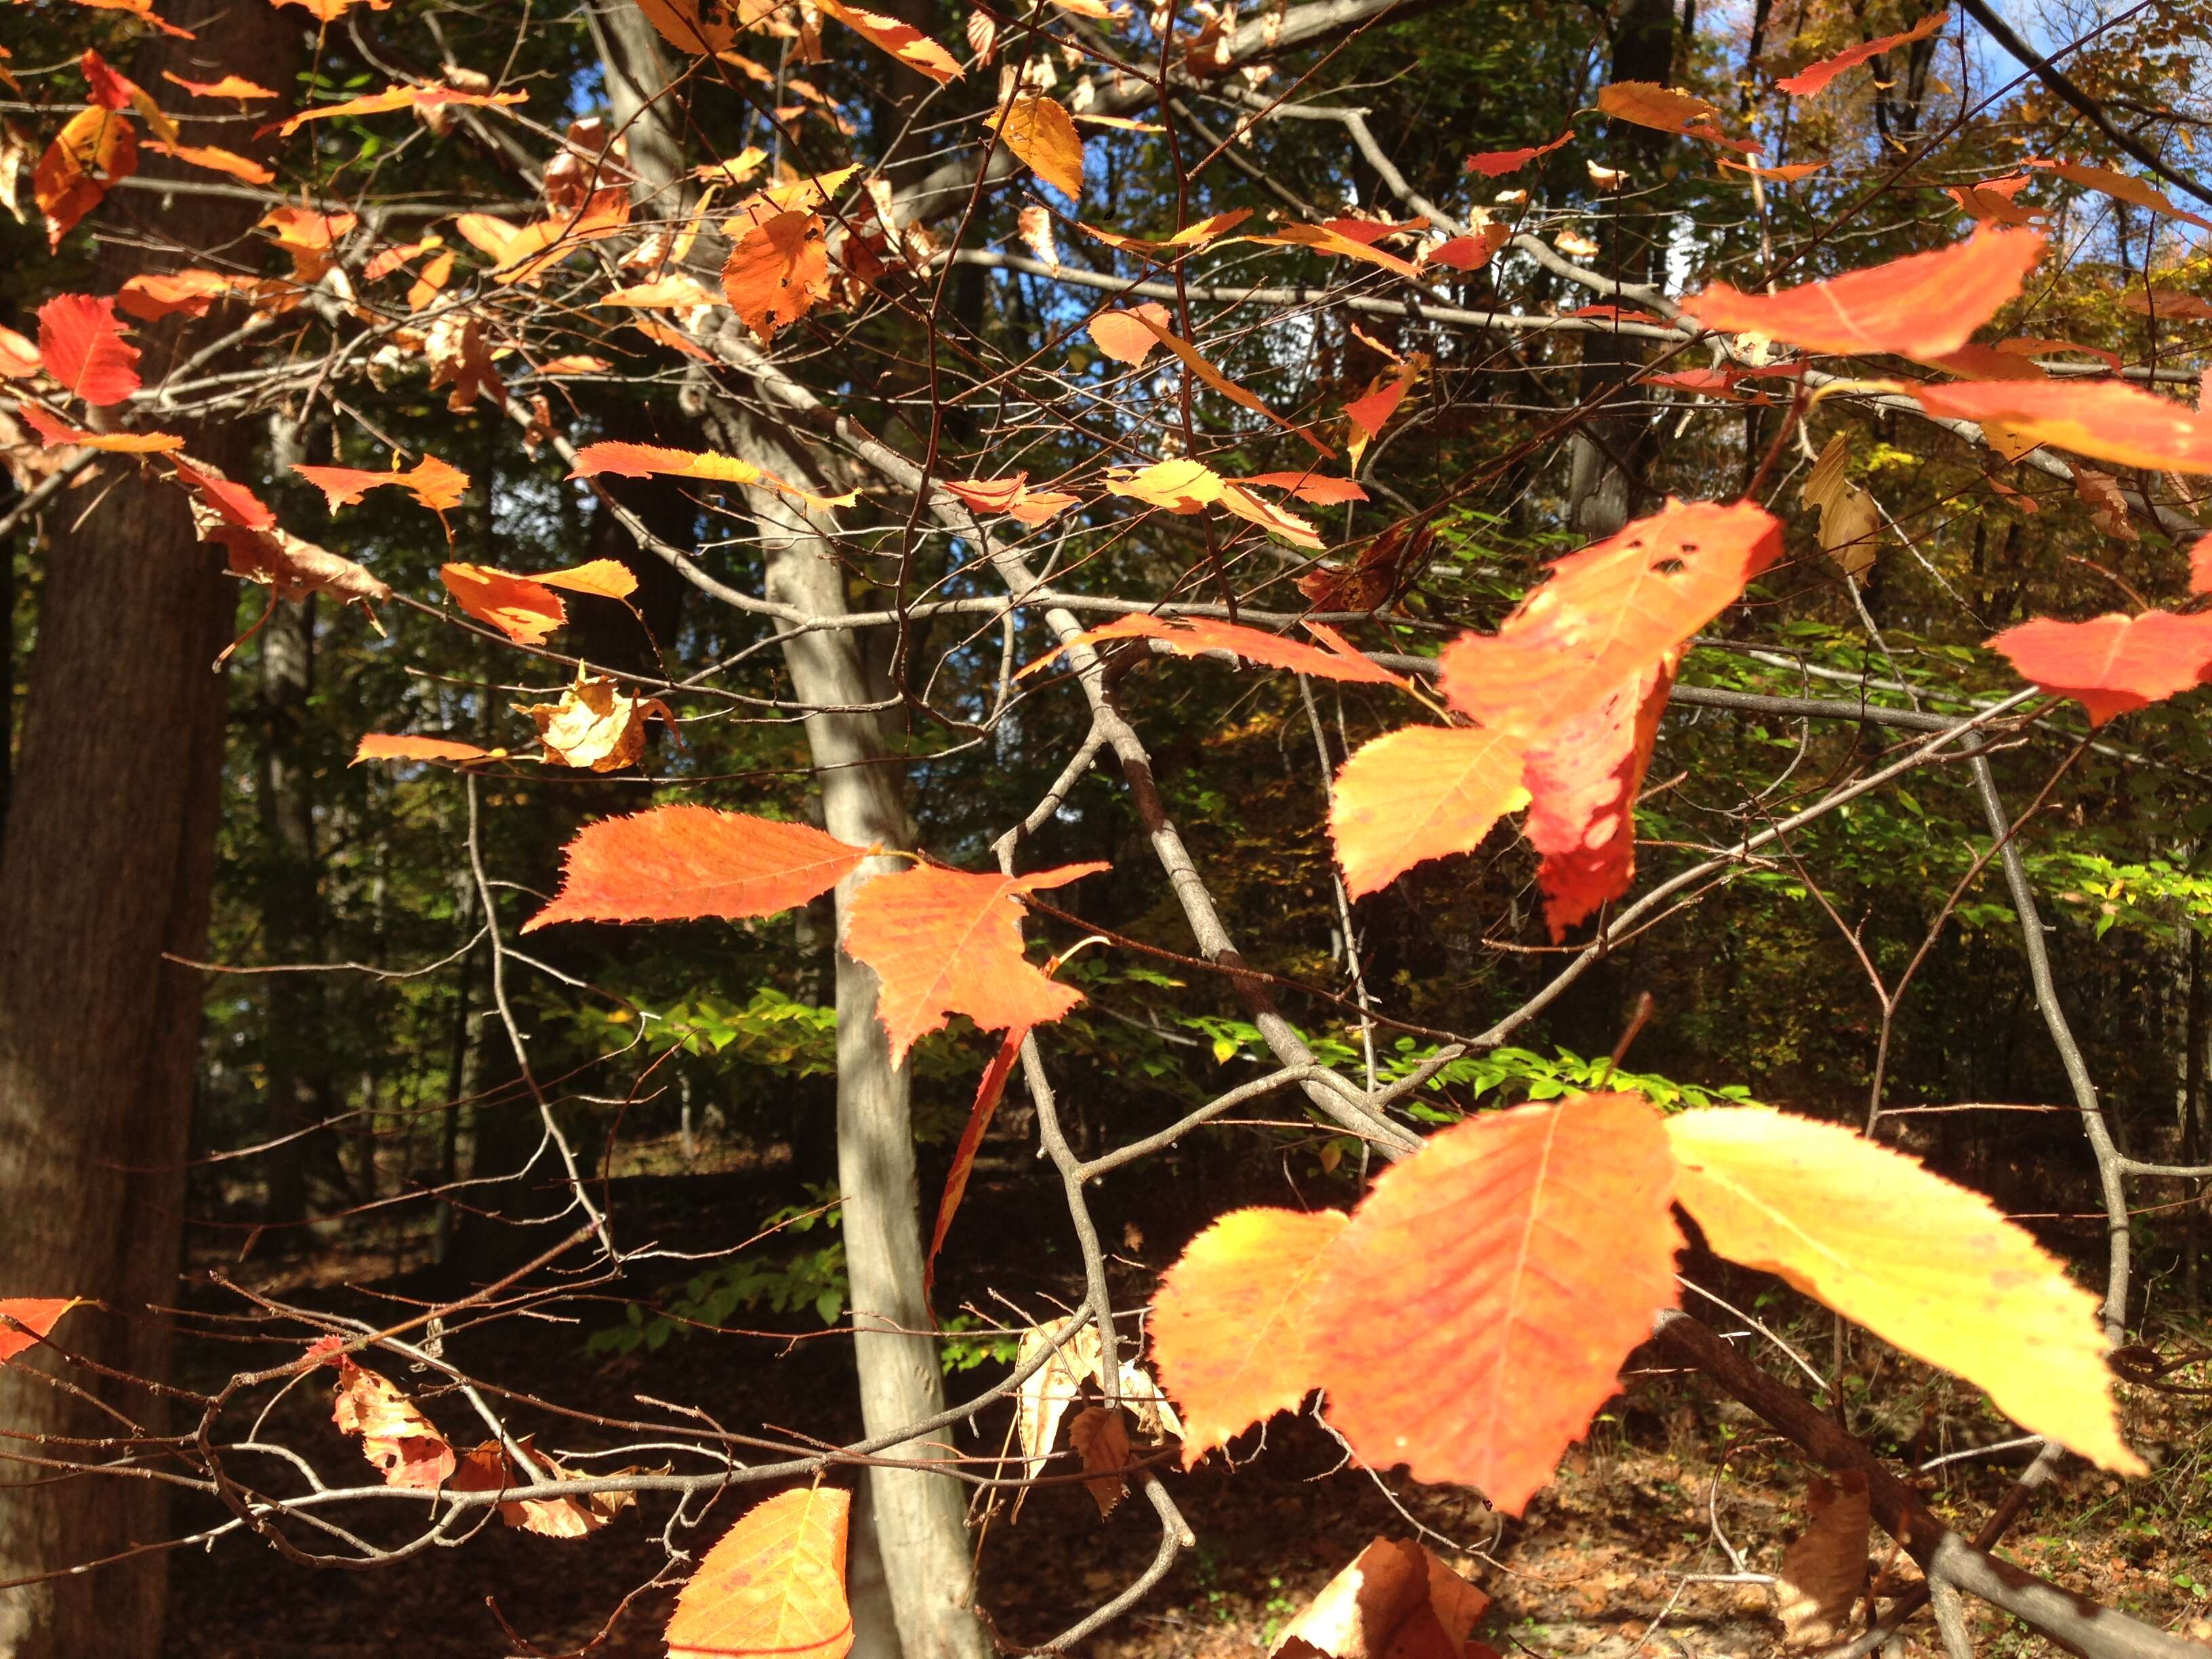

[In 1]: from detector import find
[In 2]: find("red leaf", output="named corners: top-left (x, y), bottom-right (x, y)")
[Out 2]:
top-left (1776, 9), bottom-right (1949, 96)
top-left (842, 862), bottom-right (1106, 1063)
top-left (1309, 1093), bottom-right (1682, 1513)
top-left (1345, 357), bottom-right (1417, 451)
top-left (352, 734), bottom-right (495, 765)
top-left (0, 1298), bottom-right (81, 1366)
top-left (1150, 1208), bottom-right (1349, 1463)
top-left (924, 1027), bottom-right (1031, 1304)
top-left (1329, 724), bottom-right (1530, 899)
top-left (1430, 225), bottom-right (1510, 271)
top-left (1519, 661), bottom-right (1673, 937)
top-left (1029, 615), bottom-right (1405, 686)
top-left (37, 293), bottom-right (140, 406)
top-left (666, 1487), bottom-right (853, 1659)
top-left (1681, 227), bottom-right (2043, 357)
top-left (170, 457), bottom-right (277, 529)
top-left (1986, 610), bottom-right (2212, 725)
top-left (295, 455), bottom-right (469, 513)
top-left (524, 806), bottom-right (872, 933)
top-left (440, 562), bottom-right (565, 644)
top-left (1467, 131), bottom-right (1572, 177)
top-left (1439, 499), bottom-right (1779, 738)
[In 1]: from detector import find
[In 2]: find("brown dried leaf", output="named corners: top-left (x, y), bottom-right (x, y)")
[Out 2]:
top-left (1774, 1472), bottom-right (1870, 1648)
top-left (1067, 1406), bottom-right (1130, 1517)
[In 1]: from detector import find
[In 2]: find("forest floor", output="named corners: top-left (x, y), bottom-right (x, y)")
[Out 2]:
top-left (165, 1132), bottom-right (2212, 1659)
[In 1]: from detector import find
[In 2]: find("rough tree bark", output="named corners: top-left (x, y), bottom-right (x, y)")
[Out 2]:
top-left (0, 7), bottom-right (300, 1652)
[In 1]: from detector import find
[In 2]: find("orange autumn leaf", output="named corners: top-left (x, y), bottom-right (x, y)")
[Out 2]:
top-left (15, 401), bottom-right (182, 452)
top-left (817, 0), bottom-right (961, 82)
top-left (487, 189), bottom-right (632, 285)
top-left (1666, 1106), bottom-right (2142, 1473)
top-left (534, 558), bottom-right (638, 600)
top-left (441, 562), bottom-right (565, 645)
top-left (1328, 722), bottom-right (1530, 899)
top-left (2026, 158), bottom-right (2212, 231)
top-left (37, 293), bottom-right (139, 406)
top-left (1309, 1092), bottom-right (1682, 1513)
top-left (142, 140), bottom-right (272, 184)
top-left (352, 734), bottom-right (496, 765)
top-left (1136, 314), bottom-right (1331, 453)
top-left (1249, 218), bottom-right (1425, 279)
top-left (571, 440), bottom-right (857, 514)
top-left (1946, 172), bottom-right (2043, 226)
top-left (524, 806), bottom-right (872, 933)
top-left (35, 106), bottom-right (136, 249)
top-left (1775, 9), bottom-right (1948, 96)
top-left (1597, 81), bottom-right (1758, 151)
top-left (272, 0), bottom-right (392, 19)
top-left (1680, 227), bottom-right (2043, 357)
top-left (1149, 1208), bottom-right (1349, 1462)
top-left (1984, 609), bottom-right (2212, 725)
top-left (272, 84), bottom-right (526, 137)
top-left (1238, 470), bottom-right (1367, 504)
top-left (0, 329), bottom-right (41, 380)
top-left (941, 473), bottom-right (1080, 524)
top-left (1467, 130), bottom-right (1572, 177)
top-left (1078, 208), bottom-right (1250, 255)
top-left (295, 455), bottom-right (469, 513)
top-left (331, 1355), bottom-right (457, 1492)
top-left (722, 209), bottom-right (830, 339)
top-left (997, 94), bottom-right (1083, 198)
top-left (1441, 499), bottom-right (1779, 739)
top-left (161, 70), bottom-right (278, 100)
top-left (0, 1298), bottom-right (81, 1366)
top-left (1906, 377), bottom-right (2212, 472)
top-left (633, 0), bottom-right (743, 53)
top-left (842, 861), bottom-right (1107, 1063)
top-left (118, 269), bottom-right (240, 321)
top-left (1519, 659), bottom-right (1673, 938)
top-left (1027, 615), bottom-right (1402, 686)
top-left (925, 1025), bottom-right (1031, 1301)
top-left (666, 1487), bottom-right (854, 1659)
top-left (1087, 302), bottom-right (1173, 366)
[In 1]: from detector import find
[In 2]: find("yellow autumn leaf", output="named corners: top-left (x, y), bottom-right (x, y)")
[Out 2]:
top-left (998, 94), bottom-right (1083, 199)
top-left (1666, 1105), bottom-right (2143, 1474)
top-left (1799, 433), bottom-right (1880, 578)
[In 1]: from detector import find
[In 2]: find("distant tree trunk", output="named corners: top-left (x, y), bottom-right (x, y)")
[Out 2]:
top-left (0, 7), bottom-right (300, 1655)
top-left (1564, 0), bottom-right (1677, 537)
top-left (2184, 928), bottom-right (2205, 1314)
top-left (255, 415), bottom-right (340, 1233)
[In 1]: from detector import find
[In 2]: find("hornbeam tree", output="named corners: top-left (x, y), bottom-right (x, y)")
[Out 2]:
top-left (5, 0), bottom-right (2212, 1654)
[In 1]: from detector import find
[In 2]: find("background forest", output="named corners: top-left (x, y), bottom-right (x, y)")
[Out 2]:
top-left (5, 0), bottom-right (2212, 1651)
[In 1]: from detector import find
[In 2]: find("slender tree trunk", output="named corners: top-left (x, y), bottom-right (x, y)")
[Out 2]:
top-left (693, 391), bottom-right (987, 1659)
top-left (2184, 929), bottom-right (2205, 1314)
top-left (592, 7), bottom-right (984, 1647)
top-left (0, 9), bottom-right (299, 1653)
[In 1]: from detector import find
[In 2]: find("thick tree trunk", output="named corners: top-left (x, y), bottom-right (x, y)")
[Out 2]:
top-left (0, 8), bottom-right (299, 1654)
top-left (695, 394), bottom-right (987, 1659)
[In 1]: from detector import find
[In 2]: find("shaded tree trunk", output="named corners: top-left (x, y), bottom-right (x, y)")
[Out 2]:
top-left (0, 8), bottom-right (300, 1654)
